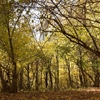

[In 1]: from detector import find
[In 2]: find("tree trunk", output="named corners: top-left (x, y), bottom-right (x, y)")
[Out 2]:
top-left (93, 70), bottom-right (100, 87)
top-left (79, 65), bottom-right (87, 87)
top-left (35, 60), bottom-right (39, 91)
top-left (45, 71), bottom-right (48, 89)
top-left (11, 64), bottom-right (18, 93)
top-left (79, 70), bottom-right (84, 87)
top-left (55, 49), bottom-right (59, 90)
top-left (65, 57), bottom-right (73, 88)
top-left (48, 65), bottom-right (53, 89)
top-left (27, 64), bottom-right (30, 91)
top-left (0, 66), bottom-right (10, 92)
top-left (19, 69), bottom-right (24, 91)
top-left (90, 56), bottom-right (100, 87)
top-left (68, 62), bottom-right (73, 88)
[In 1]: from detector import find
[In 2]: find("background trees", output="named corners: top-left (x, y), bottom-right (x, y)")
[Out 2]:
top-left (0, 0), bottom-right (100, 93)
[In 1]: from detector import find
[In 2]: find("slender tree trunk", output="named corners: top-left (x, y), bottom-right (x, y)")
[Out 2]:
top-left (65, 57), bottom-right (73, 88)
top-left (35, 60), bottom-right (39, 91)
top-left (19, 69), bottom-right (24, 91)
top-left (45, 71), bottom-right (48, 89)
top-left (48, 65), bottom-right (53, 89)
top-left (27, 64), bottom-right (30, 91)
top-left (93, 70), bottom-right (100, 87)
top-left (11, 67), bottom-right (18, 93)
top-left (79, 65), bottom-right (87, 87)
top-left (55, 49), bottom-right (59, 90)
top-left (90, 56), bottom-right (100, 87)
top-left (79, 70), bottom-right (83, 87)
top-left (0, 66), bottom-right (10, 92)
top-left (68, 62), bottom-right (73, 88)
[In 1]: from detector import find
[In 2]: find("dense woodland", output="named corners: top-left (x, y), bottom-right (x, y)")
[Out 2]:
top-left (0, 0), bottom-right (100, 93)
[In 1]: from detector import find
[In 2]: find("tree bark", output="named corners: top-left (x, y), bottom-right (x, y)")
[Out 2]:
top-left (0, 66), bottom-right (10, 92)
top-left (35, 60), bottom-right (39, 91)
top-left (65, 57), bottom-right (73, 88)
top-left (93, 70), bottom-right (100, 87)
top-left (55, 49), bottom-right (59, 90)
top-left (27, 64), bottom-right (31, 91)
top-left (19, 69), bottom-right (24, 91)
top-left (45, 71), bottom-right (48, 89)
top-left (48, 65), bottom-right (53, 89)
top-left (77, 47), bottom-right (87, 87)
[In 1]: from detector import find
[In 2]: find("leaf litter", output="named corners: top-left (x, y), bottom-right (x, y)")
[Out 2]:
top-left (0, 88), bottom-right (100, 100)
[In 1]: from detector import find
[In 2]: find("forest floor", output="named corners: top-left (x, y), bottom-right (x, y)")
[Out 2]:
top-left (0, 88), bottom-right (100, 100)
